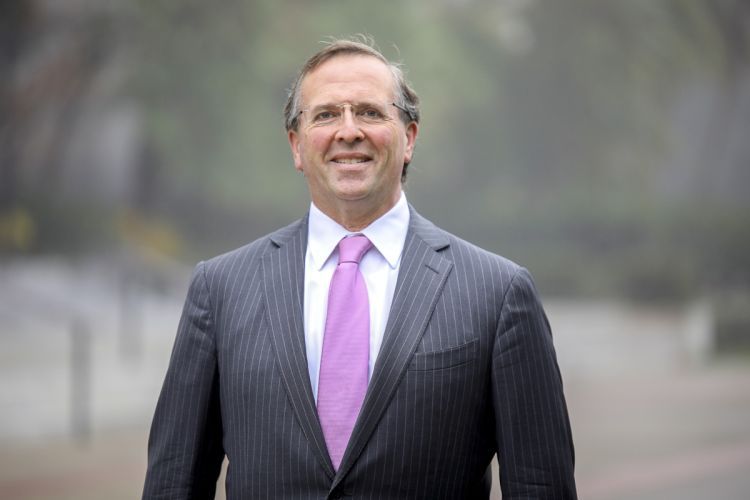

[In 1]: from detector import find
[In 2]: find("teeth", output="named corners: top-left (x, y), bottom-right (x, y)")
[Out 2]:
top-left (333, 158), bottom-right (368, 164)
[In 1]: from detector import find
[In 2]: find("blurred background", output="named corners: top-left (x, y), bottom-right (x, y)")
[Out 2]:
top-left (1, 0), bottom-right (749, 498)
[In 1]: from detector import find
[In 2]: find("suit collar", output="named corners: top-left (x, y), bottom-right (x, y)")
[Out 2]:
top-left (268, 214), bottom-right (308, 248)
top-left (405, 204), bottom-right (450, 252)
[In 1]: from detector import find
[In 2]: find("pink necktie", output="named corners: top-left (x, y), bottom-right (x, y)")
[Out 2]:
top-left (317, 235), bottom-right (372, 470)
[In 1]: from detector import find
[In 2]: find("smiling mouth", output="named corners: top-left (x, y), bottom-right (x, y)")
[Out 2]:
top-left (332, 158), bottom-right (370, 164)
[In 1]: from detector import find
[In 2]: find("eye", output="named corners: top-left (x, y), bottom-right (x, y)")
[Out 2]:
top-left (312, 110), bottom-right (338, 123)
top-left (359, 107), bottom-right (386, 121)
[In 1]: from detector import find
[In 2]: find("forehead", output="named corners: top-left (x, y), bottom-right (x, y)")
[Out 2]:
top-left (300, 54), bottom-right (395, 106)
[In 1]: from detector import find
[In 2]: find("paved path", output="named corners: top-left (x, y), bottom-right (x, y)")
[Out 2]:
top-left (2, 363), bottom-right (748, 499)
top-left (1, 260), bottom-right (748, 498)
top-left (568, 364), bottom-right (750, 500)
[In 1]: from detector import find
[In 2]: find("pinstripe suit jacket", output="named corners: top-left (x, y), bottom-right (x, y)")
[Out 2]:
top-left (143, 207), bottom-right (577, 499)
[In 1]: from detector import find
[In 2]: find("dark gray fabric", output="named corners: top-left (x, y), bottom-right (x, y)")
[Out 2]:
top-left (143, 207), bottom-right (577, 499)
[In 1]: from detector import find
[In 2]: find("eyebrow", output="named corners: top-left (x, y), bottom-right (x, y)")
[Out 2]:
top-left (309, 101), bottom-right (386, 111)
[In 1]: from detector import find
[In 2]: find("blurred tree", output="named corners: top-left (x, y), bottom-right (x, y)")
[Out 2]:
top-left (3, 0), bottom-right (748, 298)
top-left (1, 1), bottom-right (36, 209)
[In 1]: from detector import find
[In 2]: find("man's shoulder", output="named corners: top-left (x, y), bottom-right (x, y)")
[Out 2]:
top-left (412, 210), bottom-right (521, 275)
top-left (419, 215), bottom-right (543, 307)
top-left (200, 217), bottom-right (306, 273)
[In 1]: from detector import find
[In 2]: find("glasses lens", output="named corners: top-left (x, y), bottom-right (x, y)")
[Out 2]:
top-left (304, 102), bottom-right (393, 127)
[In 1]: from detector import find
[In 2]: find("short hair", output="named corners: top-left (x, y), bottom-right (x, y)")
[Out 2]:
top-left (283, 36), bottom-right (420, 180)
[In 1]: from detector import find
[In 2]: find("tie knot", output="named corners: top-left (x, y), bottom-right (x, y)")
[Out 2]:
top-left (337, 235), bottom-right (372, 264)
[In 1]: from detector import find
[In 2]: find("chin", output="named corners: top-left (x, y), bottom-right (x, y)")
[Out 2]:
top-left (331, 181), bottom-right (371, 200)
top-left (334, 190), bottom-right (369, 203)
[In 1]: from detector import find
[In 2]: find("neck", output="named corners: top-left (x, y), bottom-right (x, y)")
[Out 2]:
top-left (314, 190), bottom-right (401, 232)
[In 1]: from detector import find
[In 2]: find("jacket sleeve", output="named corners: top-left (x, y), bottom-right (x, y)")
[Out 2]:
top-left (491, 267), bottom-right (577, 499)
top-left (143, 262), bottom-right (225, 499)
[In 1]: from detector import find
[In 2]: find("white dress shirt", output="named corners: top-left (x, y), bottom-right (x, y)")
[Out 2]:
top-left (303, 192), bottom-right (410, 401)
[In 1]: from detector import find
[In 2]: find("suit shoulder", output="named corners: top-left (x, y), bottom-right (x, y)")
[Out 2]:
top-left (433, 225), bottom-right (523, 276)
top-left (199, 217), bottom-right (305, 276)
top-left (435, 228), bottom-right (545, 314)
top-left (451, 232), bottom-right (518, 267)
top-left (411, 209), bottom-right (524, 278)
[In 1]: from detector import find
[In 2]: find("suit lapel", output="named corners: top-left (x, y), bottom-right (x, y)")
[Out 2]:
top-left (262, 216), bottom-right (335, 479)
top-left (333, 209), bottom-right (453, 485)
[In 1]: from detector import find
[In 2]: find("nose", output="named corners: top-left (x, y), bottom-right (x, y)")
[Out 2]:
top-left (334, 106), bottom-right (364, 143)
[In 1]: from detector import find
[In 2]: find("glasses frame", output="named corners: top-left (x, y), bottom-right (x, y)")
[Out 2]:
top-left (296, 101), bottom-right (416, 128)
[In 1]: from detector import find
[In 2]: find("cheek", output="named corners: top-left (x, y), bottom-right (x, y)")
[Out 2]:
top-left (307, 133), bottom-right (331, 155)
top-left (370, 129), bottom-right (398, 153)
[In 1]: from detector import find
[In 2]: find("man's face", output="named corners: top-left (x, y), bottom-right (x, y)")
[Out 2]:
top-left (288, 54), bottom-right (418, 221)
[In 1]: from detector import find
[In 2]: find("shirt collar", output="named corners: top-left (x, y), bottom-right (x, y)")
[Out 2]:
top-left (307, 192), bottom-right (410, 271)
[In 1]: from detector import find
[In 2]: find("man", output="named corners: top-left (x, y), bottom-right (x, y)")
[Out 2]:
top-left (143, 38), bottom-right (577, 499)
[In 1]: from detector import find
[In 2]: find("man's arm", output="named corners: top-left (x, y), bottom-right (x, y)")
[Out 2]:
top-left (491, 267), bottom-right (577, 499)
top-left (143, 262), bottom-right (225, 500)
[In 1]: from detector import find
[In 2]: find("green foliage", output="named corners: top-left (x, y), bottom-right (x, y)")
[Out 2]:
top-left (28, 0), bottom-right (747, 298)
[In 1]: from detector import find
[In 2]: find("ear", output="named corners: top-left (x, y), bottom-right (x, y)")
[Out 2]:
top-left (403, 121), bottom-right (418, 164)
top-left (288, 129), bottom-right (304, 172)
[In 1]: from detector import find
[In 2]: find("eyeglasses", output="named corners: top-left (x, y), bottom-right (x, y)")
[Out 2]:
top-left (297, 101), bottom-right (414, 128)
